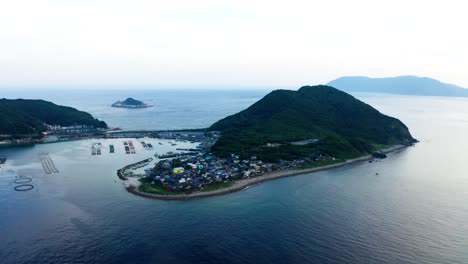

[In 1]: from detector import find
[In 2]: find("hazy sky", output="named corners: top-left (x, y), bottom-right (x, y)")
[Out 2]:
top-left (1, 0), bottom-right (467, 88)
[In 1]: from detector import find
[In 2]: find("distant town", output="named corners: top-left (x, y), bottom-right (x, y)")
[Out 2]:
top-left (0, 124), bottom-right (106, 146)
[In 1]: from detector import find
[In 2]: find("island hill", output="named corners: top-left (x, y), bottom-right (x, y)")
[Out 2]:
top-left (131, 85), bottom-right (416, 199)
top-left (210, 85), bottom-right (416, 162)
top-left (112, 97), bottom-right (152, 108)
top-left (328, 75), bottom-right (468, 97)
top-left (0, 98), bottom-right (107, 144)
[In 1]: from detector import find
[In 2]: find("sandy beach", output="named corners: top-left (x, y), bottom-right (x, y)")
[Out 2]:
top-left (125, 144), bottom-right (409, 200)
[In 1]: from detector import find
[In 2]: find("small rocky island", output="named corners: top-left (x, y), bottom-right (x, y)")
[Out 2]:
top-left (112, 98), bottom-right (152, 108)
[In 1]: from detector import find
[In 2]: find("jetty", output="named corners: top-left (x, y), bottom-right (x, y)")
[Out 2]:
top-left (176, 148), bottom-right (198, 152)
top-left (156, 151), bottom-right (198, 159)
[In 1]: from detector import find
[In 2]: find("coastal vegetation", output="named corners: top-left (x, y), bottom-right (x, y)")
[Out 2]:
top-left (138, 177), bottom-right (183, 195)
top-left (210, 85), bottom-right (415, 161)
top-left (0, 98), bottom-right (107, 135)
top-left (200, 181), bottom-right (233, 192)
top-left (292, 159), bottom-right (344, 170)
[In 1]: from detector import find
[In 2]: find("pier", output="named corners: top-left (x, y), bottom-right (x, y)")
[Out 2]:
top-left (156, 151), bottom-right (198, 159)
top-left (176, 148), bottom-right (199, 152)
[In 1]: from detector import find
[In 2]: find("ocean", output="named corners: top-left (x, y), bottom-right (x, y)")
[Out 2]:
top-left (0, 88), bottom-right (268, 130)
top-left (1, 89), bottom-right (468, 264)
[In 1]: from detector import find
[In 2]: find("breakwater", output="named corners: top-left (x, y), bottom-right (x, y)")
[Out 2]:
top-left (117, 158), bottom-right (153, 180)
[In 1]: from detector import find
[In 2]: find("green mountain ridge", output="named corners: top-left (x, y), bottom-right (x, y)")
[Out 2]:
top-left (0, 98), bottom-right (107, 135)
top-left (210, 85), bottom-right (416, 161)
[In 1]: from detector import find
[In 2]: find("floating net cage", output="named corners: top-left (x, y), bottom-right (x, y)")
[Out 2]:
top-left (14, 177), bottom-right (32, 184)
top-left (12, 176), bottom-right (34, 191)
top-left (14, 184), bottom-right (34, 191)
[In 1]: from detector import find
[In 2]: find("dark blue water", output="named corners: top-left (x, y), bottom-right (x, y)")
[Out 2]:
top-left (1, 90), bottom-right (468, 264)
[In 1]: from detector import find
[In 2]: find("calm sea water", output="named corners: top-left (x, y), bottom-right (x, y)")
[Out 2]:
top-left (0, 89), bottom-right (269, 130)
top-left (1, 89), bottom-right (468, 264)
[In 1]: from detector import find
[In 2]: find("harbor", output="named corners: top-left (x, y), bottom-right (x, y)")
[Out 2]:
top-left (1, 136), bottom-right (202, 196)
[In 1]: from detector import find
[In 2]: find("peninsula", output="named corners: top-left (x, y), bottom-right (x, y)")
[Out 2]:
top-left (127, 85), bottom-right (416, 199)
top-left (112, 98), bottom-right (152, 108)
top-left (0, 98), bottom-right (107, 145)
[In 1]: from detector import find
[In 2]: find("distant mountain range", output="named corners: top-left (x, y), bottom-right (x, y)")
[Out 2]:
top-left (327, 76), bottom-right (468, 97)
top-left (210, 85), bottom-right (415, 161)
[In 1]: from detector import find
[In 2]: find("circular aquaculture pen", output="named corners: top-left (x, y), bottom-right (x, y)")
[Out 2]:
top-left (14, 177), bottom-right (32, 184)
top-left (14, 184), bottom-right (34, 191)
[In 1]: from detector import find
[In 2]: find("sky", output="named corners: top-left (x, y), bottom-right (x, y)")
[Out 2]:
top-left (0, 0), bottom-right (467, 89)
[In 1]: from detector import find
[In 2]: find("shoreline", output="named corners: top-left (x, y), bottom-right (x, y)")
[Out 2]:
top-left (125, 144), bottom-right (410, 201)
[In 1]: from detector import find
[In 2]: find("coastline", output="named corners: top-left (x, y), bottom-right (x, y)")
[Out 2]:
top-left (125, 144), bottom-right (410, 200)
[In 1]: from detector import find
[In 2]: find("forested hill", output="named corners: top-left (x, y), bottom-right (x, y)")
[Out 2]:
top-left (210, 85), bottom-right (416, 161)
top-left (0, 98), bottom-right (107, 135)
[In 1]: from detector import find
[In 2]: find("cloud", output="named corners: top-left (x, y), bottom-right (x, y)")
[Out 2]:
top-left (0, 0), bottom-right (467, 88)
